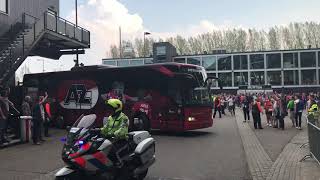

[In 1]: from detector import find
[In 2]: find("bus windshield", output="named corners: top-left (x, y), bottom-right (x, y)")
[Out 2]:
top-left (182, 87), bottom-right (211, 106)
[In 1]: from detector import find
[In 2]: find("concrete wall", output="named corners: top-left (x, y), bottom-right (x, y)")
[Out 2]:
top-left (0, 0), bottom-right (59, 36)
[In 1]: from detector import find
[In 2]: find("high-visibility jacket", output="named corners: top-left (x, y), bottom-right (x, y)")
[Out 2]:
top-left (101, 112), bottom-right (129, 139)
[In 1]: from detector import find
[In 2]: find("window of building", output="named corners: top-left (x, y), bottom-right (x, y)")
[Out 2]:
top-left (283, 53), bottom-right (298, 68)
top-left (234, 72), bottom-right (248, 87)
top-left (207, 73), bottom-right (218, 87)
top-left (250, 71), bottom-right (265, 85)
top-left (144, 58), bottom-right (153, 64)
top-left (284, 70), bottom-right (299, 85)
top-left (266, 53), bottom-right (281, 69)
top-left (301, 70), bottom-right (317, 85)
top-left (117, 60), bottom-right (130, 67)
top-left (187, 57), bottom-right (201, 66)
top-left (250, 54), bottom-right (264, 69)
top-left (318, 52), bottom-right (320, 67)
top-left (301, 52), bottom-right (316, 67)
top-left (218, 56), bottom-right (232, 70)
top-left (0, 0), bottom-right (8, 14)
top-left (130, 59), bottom-right (144, 66)
top-left (218, 72), bottom-right (232, 87)
top-left (174, 58), bottom-right (186, 64)
top-left (267, 71), bottom-right (282, 86)
top-left (103, 60), bottom-right (117, 66)
top-left (202, 56), bottom-right (216, 71)
top-left (233, 55), bottom-right (248, 70)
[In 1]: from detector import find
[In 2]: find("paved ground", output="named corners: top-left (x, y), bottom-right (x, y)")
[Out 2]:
top-left (0, 114), bottom-right (251, 180)
top-left (235, 109), bottom-right (320, 180)
top-left (246, 113), bottom-right (301, 161)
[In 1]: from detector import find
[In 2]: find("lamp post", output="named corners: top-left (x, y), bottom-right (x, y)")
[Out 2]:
top-left (143, 32), bottom-right (151, 60)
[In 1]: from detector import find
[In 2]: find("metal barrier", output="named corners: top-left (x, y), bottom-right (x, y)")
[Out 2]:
top-left (301, 116), bottom-right (320, 165)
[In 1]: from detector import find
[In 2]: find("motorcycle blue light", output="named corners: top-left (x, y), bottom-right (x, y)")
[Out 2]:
top-left (78, 140), bottom-right (84, 145)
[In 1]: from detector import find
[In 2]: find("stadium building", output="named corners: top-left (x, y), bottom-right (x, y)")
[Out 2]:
top-left (102, 42), bottom-right (320, 92)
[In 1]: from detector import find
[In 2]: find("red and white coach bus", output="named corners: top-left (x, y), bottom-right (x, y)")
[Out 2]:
top-left (22, 63), bottom-right (217, 132)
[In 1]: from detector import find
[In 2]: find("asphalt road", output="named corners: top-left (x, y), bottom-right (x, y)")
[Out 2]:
top-left (0, 114), bottom-right (251, 180)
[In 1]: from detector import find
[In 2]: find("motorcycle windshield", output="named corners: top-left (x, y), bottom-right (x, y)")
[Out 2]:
top-left (72, 114), bottom-right (97, 129)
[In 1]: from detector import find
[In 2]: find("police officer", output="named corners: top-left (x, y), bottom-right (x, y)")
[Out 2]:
top-left (308, 103), bottom-right (319, 127)
top-left (100, 99), bottom-right (129, 166)
top-left (101, 99), bottom-right (129, 139)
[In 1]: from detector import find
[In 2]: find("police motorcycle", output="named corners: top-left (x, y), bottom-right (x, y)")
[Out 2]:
top-left (55, 114), bottom-right (156, 180)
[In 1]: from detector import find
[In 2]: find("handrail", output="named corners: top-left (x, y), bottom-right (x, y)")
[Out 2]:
top-left (307, 117), bottom-right (320, 131)
top-left (46, 11), bottom-right (89, 32)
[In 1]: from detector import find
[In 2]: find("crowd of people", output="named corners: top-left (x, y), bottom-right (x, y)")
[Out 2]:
top-left (0, 87), bottom-right (52, 146)
top-left (212, 92), bottom-right (320, 130)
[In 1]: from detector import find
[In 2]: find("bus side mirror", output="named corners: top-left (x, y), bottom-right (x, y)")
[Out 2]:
top-left (205, 77), bottom-right (223, 90)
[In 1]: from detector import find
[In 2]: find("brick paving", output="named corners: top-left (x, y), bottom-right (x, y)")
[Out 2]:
top-left (235, 109), bottom-right (320, 180)
top-left (235, 110), bottom-right (273, 180)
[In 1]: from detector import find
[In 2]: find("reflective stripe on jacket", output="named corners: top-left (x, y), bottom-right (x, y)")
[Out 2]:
top-left (101, 112), bottom-right (129, 139)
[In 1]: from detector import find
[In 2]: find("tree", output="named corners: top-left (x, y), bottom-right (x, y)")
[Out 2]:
top-left (110, 45), bottom-right (119, 58)
top-left (268, 27), bottom-right (280, 50)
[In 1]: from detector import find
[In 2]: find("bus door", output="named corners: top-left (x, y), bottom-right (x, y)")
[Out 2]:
top-left (159, 80), bottom-right (184, 131)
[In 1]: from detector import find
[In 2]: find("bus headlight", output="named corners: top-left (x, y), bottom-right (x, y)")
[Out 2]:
top-left (188, 117), bottom-right (195, 121)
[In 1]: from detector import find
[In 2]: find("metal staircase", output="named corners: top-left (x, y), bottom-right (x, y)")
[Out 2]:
top-left (0, 13), bottom-right (44, 85)
top-left (0, 11), bottom-right (90, 86)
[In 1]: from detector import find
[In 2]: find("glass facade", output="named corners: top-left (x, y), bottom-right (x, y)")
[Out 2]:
top-left (250, 54), bottom-right (264, 69)
top-left (218, 72), bottom-right (232, 87)
top-left (174, 58), bottom-right (186, 64)
top-left (266, 53), bottom-right (281, 69)
top-left (284, 70), bottom-right (299, 85)
top-left (267, 71), bottom-right (282, 85)
top-left (233, 55), bottom-right (248, 70)
top-left (301, 52), bottom-right (316, 67)
top-left (218, 56), bottom-right (231, 70)
top-left (145, 58), bottom-right (153, 64)
top-left (103, 60), bottom-right (117, 66)
top-left (202, 56), bottom-right (216, 70)
top-left (301, 70), bottom-right (317, 85)
top-left (130, 59), bottom-right (144, 66)
top-left (250, 71), bottom-right (265, 85)
top-left (187, 57), bottom-right (201, 66)
top-left (283, 53), bottom-right (298, 68)
top-left (103, 49), bottom-right (320, 88)
top-left (117, 60), bottom-right (130, 67)
top-left (234, 72), bottom-right (248, 87)
top-left (0, 0), bottom-right (8, 14)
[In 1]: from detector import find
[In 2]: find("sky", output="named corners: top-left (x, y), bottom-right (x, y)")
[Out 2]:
top-left (17, 0), bottom-right (320, 78)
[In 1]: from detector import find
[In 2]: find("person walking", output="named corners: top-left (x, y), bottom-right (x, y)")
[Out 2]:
top-left (228, 96), bottom-right (235, 116)
top-left (264, 97), bottom-right (273, 127)
top-left (276, 97), bottom-right (286, 130)
top-left (287, 96), bottom-right (295, 127)
top-left (295, 95), bottom-right (304, 130)
top-left (242, 96), bottom-right (250, 122)
top-left (44, 99), bottom-right (52, 137)
top-left (213, 96), bottom-right (222, 118)
top-left (32, 92), bottom-right (48, 145)
top-left (252, 98), bottom-right (263, 129)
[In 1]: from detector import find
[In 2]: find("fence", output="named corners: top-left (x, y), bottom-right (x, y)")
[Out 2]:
top-left (305, 115), bottom-right (320, 165)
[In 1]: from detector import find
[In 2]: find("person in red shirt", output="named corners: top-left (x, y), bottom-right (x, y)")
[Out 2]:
top-left (264, 98), bottom-right (273, 127)
top-left (252, 98), bottom-right (263, 129)
top-left (213, 96), bottom-right (222, 118)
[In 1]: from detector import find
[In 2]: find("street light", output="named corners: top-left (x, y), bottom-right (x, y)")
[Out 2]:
top-left (143, 32), bottom-right (151, 59)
